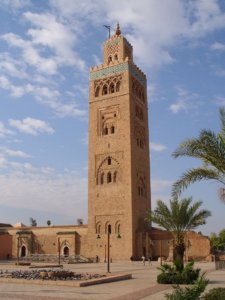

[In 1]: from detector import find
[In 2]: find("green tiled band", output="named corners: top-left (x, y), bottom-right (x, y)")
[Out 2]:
top-left (90, 63), bottom-right (146, 85)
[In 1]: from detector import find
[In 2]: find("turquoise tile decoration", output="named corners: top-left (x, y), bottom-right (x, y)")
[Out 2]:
top-left (90, 62), bottom-right (146, 86)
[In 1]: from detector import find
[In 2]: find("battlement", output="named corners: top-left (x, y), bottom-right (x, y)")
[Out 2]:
top-left (90, 59), bottom-right (146, 86)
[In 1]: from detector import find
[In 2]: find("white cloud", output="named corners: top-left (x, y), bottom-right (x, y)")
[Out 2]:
top-left (169, 86), bottom-right (199, 114)
top-left (0, 53), bottom-right (27, 79)
top-left (9, 117), bottom-right (55, 136)
top-left (0, 0), bottom-right (31, 10)
top-left (0, 156), bottom-right (7, 168)
top-left (50, 0), bottom-right (225, 68)
top-left (0, 168), bottom-right (87, 219)
top-left (0, 147), bottom-right (31, 158)
top-left (213, 96), bottom-right (225, 106)
top-left (151, 178), bottom-right (172, 193)
top-left (2, 33), bottom-right (59, 75)
top-left (0, 75), bottom-right (86, 118)
top-left (150, 142), bottom-right (167, 152)
top-left (0, 121), bottom-right (14, 138)
top-left (211, 42), bottom-right (225, 51)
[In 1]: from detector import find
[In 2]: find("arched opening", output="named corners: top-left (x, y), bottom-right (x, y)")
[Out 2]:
top-left (95, 86), bottom-right (100, 97)
top-left (111, 125), bottom-right (115, 134)
top-left (108, 224), bottom-right (112, 234)
top-left (114, 54), bottom-right (118, 61)
top-left (100, 173), bottom-right (104, 184)
top-left (21, 246), bottom-right (26, 257)
top-left (113, 171), bottom-right (117, 183)
top-left (63, 246), bottom-right (69, 257)
top-left (108, 56), bottom-right (112, 64)
top-left (96, 223), bottom-right (101, 234)
top-left (116, 81), bottom-right (120, 92)
top-left (102, 84), bottom-right (108, 95)
top-left (103, 127), bottom-right (108, 135)
top-left (109, 83), bottom-right (115, 94)
top-left (107, 172), bottom-right (112, 183)
top-left (108, 157), bottom-right (111, 165)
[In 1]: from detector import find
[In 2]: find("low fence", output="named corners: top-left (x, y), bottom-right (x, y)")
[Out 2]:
top-left (215, 260), bottom-right (225, 270)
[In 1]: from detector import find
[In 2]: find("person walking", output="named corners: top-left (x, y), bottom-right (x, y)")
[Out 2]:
top-left (142, 255), bottom-right (146, 266)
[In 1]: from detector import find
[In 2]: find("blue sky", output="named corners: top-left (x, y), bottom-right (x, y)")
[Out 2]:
top-left (0, 0), bottom-right (225, 235)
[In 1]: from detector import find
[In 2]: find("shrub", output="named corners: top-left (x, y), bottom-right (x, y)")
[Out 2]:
top-left (157, 261), bottom-right (200, 284)
top-left (165, 275), bottom-right (208, 300)
top-left (203, 288), bottom-right (225, 300)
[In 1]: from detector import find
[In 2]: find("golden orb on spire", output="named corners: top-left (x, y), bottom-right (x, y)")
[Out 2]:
top-left (115, 23), bottom-right (121, 35)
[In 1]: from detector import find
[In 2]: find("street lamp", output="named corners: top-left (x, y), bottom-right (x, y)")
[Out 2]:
top-left (58, 237), bottom-right (61, 265)
top-left (107, 225), bottom-right (111, 273)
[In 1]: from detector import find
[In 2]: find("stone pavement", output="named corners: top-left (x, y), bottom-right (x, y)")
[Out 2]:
top-left (0, 261), bottom-right (224, 300)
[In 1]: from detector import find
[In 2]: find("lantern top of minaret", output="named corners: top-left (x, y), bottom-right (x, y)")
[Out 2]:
top-left (115, 23), bottom-right (121, 36)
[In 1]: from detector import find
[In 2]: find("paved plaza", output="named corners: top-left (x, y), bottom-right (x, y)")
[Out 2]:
top-left (0, 261), bottom-right (224, 300)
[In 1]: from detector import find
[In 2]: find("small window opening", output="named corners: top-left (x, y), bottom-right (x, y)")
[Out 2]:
top-left (111, 126), bottom-right (115, 134)
top-left (107, 172), bottom-right (112, 183)
top-left (102, 85), bottom-right (108, 95)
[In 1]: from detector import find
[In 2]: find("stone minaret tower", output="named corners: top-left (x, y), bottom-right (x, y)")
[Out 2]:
top-left (87, 24), bottom-right (151, 260)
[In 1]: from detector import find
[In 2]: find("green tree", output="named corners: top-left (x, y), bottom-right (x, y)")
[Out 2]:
top-left (29, 217), bottom-right (37, 227)
top-left (210, 229), bottom-right (225, 252)
top-left (172, 108), bottom-right (225, 199)
top-left (46, 220), bottom-right (51, 226)
top-left (146, 197), bottom-right (211, 267)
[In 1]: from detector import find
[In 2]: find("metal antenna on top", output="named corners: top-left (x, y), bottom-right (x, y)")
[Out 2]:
top-left (104, 25), bottom-right (111, 39)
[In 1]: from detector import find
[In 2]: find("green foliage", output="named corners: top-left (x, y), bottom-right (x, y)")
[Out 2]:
top-left (203, 288), bottom-right (225, 300)
top-left (146, 197), bottom-right (211, 263)
top-left (172, 107), bottom-right (225, 198)
top-left (47, 220), bottom-right (51, 226)
top-left (29, 217), bottom-right (37, 227)
top-left (165, 274), bottom-right (208, 300)
top-left (210, 229), bottom-right (225, 252)
top-left (157, 261), bottom-right (200, 284)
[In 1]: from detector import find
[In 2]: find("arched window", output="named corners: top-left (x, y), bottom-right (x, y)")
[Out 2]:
top-left (63, 246), bottom-right (69, 257)
top-left (104, 127), bottom-right (108, 135)
top-left (107, 172), bottom-right (112, 183)
top-left (108, 224), bottom-right (112, 234)
top-left (21, 245), bottom-right (26, 257)
top-left (114, 54), bottom-right (118, 61)
top-left (108, 56), bottom-right (112, 63)
top-left (95, 86), bottom-right (100, 97)
top-left (116, 81), bottom-right (120, 92)
top-left (138, 186), bottom-right (141, 196)
top-left (113, 171), bottom-right (117, 183)
top-left (111, 125), bottom-right (115, 134)
top-left (102, 84), bottom-right (108, 95)
top-left (109, 83), bottom-right (115, 94)
top-left (100, 173), bottom-right (104, 184)
top-left (135, 106), bottom-right (139, 117)
top-left (108, 157), bottom-right (111, 165)
top-left (96, 223), bottom-right (101, 234)
top-left (138, 89), bottom-right (142, 99)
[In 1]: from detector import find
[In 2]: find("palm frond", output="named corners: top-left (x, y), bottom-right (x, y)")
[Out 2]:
top-left (172, 168), bottom-right (225, 198)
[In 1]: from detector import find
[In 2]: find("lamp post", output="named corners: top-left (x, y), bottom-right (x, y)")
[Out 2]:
top-left (107, 228), bottom-right (111, 273)
top-left (58, 237), bottom-right (61, 265)
top-left (160, 240), bottom-right (162, 266)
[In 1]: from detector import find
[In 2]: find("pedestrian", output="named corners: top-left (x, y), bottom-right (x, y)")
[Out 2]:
top-left (148, 257), bottom-right (152, 265)
top-left (142, 255), bottom-right (145, 265)
top-left (96, 255), bottom-right (99, 263)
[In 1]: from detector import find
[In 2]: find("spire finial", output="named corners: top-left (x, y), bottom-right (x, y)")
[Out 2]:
top-left (115, 22), bottom-right (121, 36)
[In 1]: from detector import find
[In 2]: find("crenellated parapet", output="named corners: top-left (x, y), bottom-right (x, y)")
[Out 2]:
top-left (90, 59), bottom-right (146, 86)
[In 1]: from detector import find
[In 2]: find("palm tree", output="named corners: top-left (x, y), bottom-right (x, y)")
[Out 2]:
top-left (146, 197), bottom-right (211, 266)
top-left (172, 108), bottom-right (225, 199)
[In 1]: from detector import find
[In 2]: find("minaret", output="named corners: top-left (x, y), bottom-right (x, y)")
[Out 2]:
top-left (87, 24), bottom-right (151, 259)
